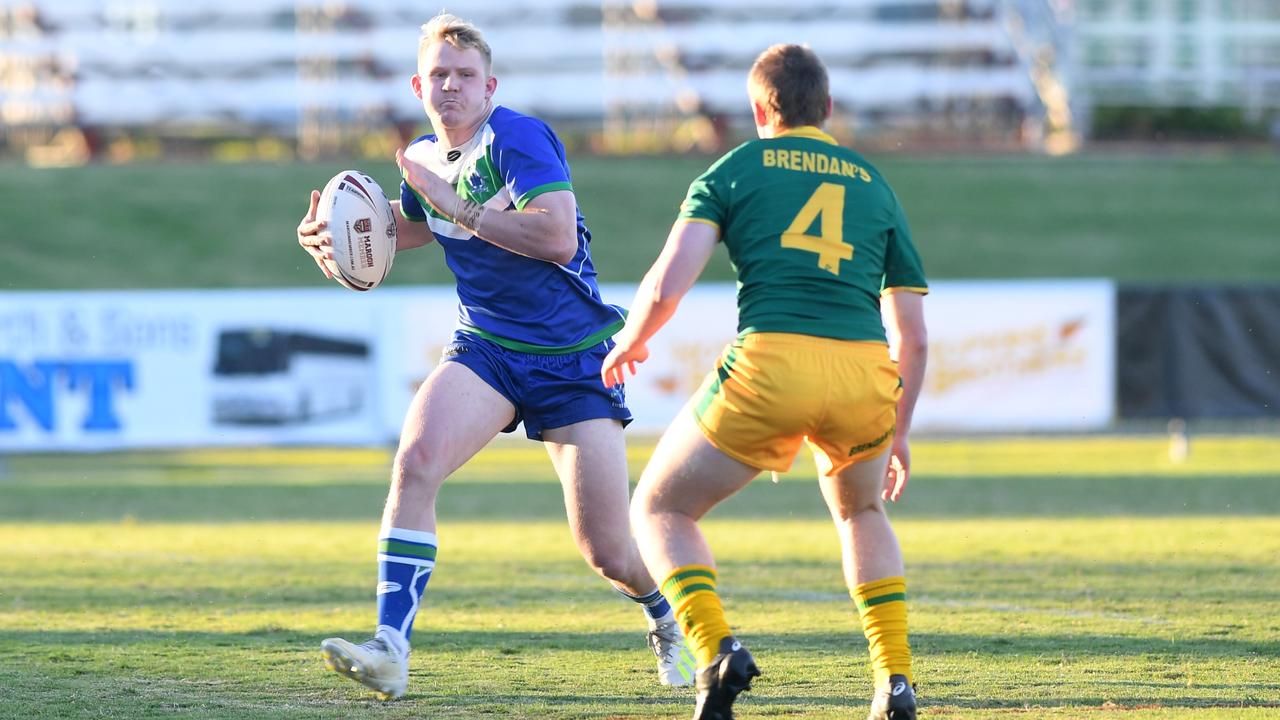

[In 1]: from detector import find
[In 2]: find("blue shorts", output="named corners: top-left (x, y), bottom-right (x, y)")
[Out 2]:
top-left (441, 331), bottom-right (633, 441)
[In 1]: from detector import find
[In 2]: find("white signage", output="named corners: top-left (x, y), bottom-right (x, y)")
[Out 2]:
top-left (911, 279), bottom-right (1116, 431)
top-left (599, 284), bottom-right (740, 431)
top-left (0, 290), bottom-right (388, 451)
top-left (0, 280), bottom-right (1115, 451)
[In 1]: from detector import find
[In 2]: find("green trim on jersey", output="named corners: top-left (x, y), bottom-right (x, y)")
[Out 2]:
top-left (401, 156), bottom-right (505, 222)
top-left (400, 179), bottom-right (451, 222)
top-left (463, 153), bottom-right (505, 206)
top-left (461, 316), bottom-right (624, 355)
top-left (516, 181), bottom-right (573, 210)
top-left (480, 146), bottom-right (505, 202)
top-left (677, 126), bottom-right (927, 343)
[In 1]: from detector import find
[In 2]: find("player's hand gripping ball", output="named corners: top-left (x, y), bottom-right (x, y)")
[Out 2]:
top-left (316, 170), bottom-right (397, 291)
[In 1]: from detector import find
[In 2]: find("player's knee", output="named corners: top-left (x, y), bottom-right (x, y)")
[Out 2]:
top-left (832, 494), bottom-right (885, 523)
top-left (392, 442), bottom-right (446, 490)
top-left (630, 492), bottom-right (657, 529)
top-left (579, 544), bottom-right (631, 583)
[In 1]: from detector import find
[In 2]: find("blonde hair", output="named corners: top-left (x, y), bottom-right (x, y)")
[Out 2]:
top-left (748, 44), bottom-right (830, 128)
top-left (419, 13), bottom-right (492, 73)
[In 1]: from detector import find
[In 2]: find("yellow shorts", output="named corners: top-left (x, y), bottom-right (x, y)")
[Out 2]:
top-left (691, 332), bottom-right (901, 476)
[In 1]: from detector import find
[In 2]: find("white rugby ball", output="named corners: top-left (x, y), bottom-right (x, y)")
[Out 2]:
top-left (316, 170), bottom-right (397, 291)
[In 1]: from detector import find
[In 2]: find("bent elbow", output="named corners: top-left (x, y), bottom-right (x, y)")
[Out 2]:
top-left (551, 234), bottom-right (578, 265)
top-left (550, 247), bottom-right (576, 266)
top-left (901, 328), bottom-right (928, 357)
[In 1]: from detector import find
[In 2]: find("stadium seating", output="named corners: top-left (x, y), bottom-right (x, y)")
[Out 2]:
top-left (6, 0), bottom-right (1275, 153)
top-left (1, 0), bottom-right (1043, 150)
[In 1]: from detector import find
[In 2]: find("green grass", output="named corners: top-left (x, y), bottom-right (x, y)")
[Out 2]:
top-left (5, 151), bottom-right (1279, 290)
top-left (1, 436), bottom-right (1278, 718)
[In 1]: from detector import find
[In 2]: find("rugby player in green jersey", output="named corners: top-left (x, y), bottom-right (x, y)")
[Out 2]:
top-left (602, 44), bottom-right (929, 720)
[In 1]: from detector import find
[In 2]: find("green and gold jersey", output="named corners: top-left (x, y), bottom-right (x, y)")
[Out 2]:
top-left (678, 126), bottom-right (927, 343)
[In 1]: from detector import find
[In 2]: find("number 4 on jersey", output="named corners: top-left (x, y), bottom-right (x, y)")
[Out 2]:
top-left (780, 182), bottom-right (851, 275)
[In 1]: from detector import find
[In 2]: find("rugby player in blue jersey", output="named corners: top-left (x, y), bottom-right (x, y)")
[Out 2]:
top-left (296, 13), bottom-right (694, 700)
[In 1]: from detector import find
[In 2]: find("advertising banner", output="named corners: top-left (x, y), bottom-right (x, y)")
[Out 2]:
top-left (0, 290), bottom-right (393, 451)
top-left (1, 280), bottom-right (1116, 451)
top-left (914, 279), bottom-right (1116, 431)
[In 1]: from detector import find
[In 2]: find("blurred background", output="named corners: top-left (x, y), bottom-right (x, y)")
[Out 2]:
top-left (4, 0), bottom-right (1280, 162)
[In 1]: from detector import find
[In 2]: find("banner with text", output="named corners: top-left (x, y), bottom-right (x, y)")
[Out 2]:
top-left (0, 290), bottom-right (400, 451)
top-left (1, 280), bottom-right (1115, 451)
top-left (913, 279), bottom-right (1115, 431)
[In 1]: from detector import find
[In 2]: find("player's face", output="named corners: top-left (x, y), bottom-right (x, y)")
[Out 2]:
top-left (415, 42), bottom-right (495, 133)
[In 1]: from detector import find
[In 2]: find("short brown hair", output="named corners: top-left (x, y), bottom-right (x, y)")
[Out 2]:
top-left (748, 44), bottom-right (830, 128)
top-left (419, 13), bottom-right (492, 74)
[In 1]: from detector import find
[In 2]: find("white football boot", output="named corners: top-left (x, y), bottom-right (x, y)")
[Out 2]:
top-left (648, 614), bottom-right (697, 687)
top-left (320, 636), bottom-right (408, 700)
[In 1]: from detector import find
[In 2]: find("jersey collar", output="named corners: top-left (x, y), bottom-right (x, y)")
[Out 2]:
top-left (775, 126), bottom-right (837, 145)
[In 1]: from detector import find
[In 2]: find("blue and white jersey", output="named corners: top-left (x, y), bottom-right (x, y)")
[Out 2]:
top-left (399, 105), bottom-right (625, 353)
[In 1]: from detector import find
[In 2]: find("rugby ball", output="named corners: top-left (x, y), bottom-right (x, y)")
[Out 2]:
top-left (316, 170), bottom-right (397, 291)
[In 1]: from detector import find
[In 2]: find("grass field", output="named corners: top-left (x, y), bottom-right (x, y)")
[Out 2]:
top-left (7, 151), bottom-right (1280, 291)
top-left (2, 436), bottom-right (1278, 719)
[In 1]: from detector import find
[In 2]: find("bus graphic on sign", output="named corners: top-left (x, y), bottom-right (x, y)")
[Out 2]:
top-left (211, 328), bottom-right (370, 425)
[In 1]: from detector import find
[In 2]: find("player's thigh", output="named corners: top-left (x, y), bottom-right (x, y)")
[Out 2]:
top-left (818, 446), bottom-right (893, 520)
top-left (395, 360), bottom-right (516, 480)
top-left (543, 417), bottom-right (631, 531)
top-left (635, 405), bottom-right (761, 522)
top-left (690, 335), bottom-right (816, 472)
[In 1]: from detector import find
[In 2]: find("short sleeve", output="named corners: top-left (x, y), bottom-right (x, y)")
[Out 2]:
top-left (399, 180), bottom-right (427, 222)
top-left (490, 118), bottom-right (573, 209)
top-left (676, 154), bottom-right (732, 232)
top-left (881, 196), bottom-right (928, 295)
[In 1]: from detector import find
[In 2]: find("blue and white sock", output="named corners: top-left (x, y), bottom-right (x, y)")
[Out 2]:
top-left (375, 527), bottom-right (437, 658)
top-left (617, 586), bottom-right (674, 625)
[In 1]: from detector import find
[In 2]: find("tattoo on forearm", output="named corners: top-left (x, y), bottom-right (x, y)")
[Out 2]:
top-left (452, 196), bottom-right (486, 234)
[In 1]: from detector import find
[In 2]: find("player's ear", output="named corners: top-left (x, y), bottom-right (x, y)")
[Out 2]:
top-left (410, 74), bottom-right (423, 99)
top-left (750, 100), bottom-right (769, 129)
top-left (484, 75), bottom-right (497, 99)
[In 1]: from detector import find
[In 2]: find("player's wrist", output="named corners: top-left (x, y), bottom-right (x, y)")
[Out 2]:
top-left (450, 195), bottom-right (487, 235)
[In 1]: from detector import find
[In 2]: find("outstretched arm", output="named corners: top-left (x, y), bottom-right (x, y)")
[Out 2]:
top-left (600, 219), bottom-right (719, 386)
top-left (881, 290), bottom-right (927, 501)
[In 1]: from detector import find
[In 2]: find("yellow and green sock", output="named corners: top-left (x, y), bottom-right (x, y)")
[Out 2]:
top-left (661, 564), bottom-right (732, 667)
top-left (852, 576), bottom-right (912, 686)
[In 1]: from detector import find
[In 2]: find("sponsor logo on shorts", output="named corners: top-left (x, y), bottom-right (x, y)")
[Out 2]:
top-left (377, 581), bottom-right (402, 595)
top-left (609, 383), bottom-right (626, 408)
top-left (848, 424), bottom-right (895, 456)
